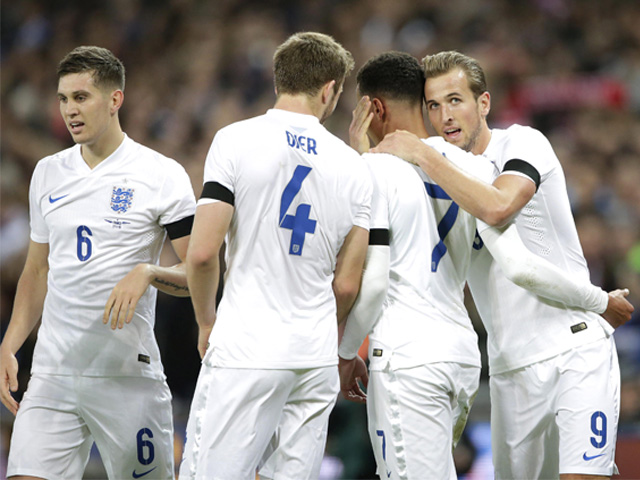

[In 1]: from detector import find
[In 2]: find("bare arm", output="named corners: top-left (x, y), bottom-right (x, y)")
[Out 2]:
top-left (187, 202), bottom-right (233, 359)
top-left (150, 235), bottom-right (190, 295)
top-left (103, 234), bottom-right (192, 330)
top-left (333, 226), bottom-right (370, 325)
top-left (0, 240), bottom-right (49, 415)
top-left (371, 130), bottom-right (536, 226)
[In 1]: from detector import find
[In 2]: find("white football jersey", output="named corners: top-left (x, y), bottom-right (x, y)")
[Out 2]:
top-left (366, 137), bottom-right (497, 371)
top-left (469, 125), bottom-right (610, 375)
top-left (199, 109), bottom-right (372, 369)
top-left (29, 135), bottom-right (196, 379)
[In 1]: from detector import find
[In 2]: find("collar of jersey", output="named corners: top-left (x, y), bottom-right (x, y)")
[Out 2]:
top-left (266, 108), bottom-right (320, 127)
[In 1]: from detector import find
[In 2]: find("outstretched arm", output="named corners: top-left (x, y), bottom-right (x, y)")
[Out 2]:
top-left (371, 130), bottom-right (535, 226)
top-left (481, 224), bottom-right (634, 329)
top-left (0, 240), bottom-right (49, 415)
top-left (103, 234), bottom-right (192, 330)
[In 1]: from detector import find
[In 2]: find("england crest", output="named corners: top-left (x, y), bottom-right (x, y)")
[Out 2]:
top-left (110, 186), bottom-right (134, 214)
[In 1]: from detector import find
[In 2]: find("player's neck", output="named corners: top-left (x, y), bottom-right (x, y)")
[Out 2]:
top-left (273, 94), bottom-right (323, 121)
top-left (80, 124), bottom-right (125, 170)
top-left (471, 124), bottom-right (492, 155)
top-left (385, 109), bottom-right (429, 140)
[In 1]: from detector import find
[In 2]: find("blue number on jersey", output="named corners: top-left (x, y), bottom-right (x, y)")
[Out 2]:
top-left (590, 411), bottom-right (607, 448)
top-left (279, 165), bottom-right (317, 255)
top-left (424, 182), bottom-right (459, 272)
top-left (136, 428), bottom-right (155, 465)
top-left (473, 230), bottom-right (484, 250)
top-left (376, 429), bottom-right (392, 478)
top-left (76, 225), bottom-right (93, 261)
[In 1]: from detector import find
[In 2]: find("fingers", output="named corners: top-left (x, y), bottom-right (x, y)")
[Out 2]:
top-left (1, 362), bottom-right (19, 415)
top-left (341, 382), bottom-right (367, 404)
top-left (0, 388), bottom-right (19, 416)
top-left (349, 96), bottom-right (373, 153)
top-left (105, 295), bottom-right (139, 330)
top-left (103, 293), bottom-right (116, 325)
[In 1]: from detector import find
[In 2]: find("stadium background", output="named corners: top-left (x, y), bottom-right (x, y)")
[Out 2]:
top-left (1, 0), bottom-right (639, 478)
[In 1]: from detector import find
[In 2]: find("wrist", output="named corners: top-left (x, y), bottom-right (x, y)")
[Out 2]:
top-left (338, 345), bottom-right (357, 361)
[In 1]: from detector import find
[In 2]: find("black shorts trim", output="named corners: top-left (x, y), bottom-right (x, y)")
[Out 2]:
top-left (201, 181), bottom-right (235, 206)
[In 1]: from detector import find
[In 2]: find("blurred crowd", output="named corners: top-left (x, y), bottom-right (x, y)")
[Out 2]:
top-left (1, 0), bottom-right (639, 478)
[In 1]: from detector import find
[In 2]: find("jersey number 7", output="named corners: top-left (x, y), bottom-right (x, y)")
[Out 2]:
top-left (424, 182), bottom-right (459, 272)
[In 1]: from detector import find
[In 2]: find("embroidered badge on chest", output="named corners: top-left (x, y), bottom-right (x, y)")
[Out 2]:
top-left (110, 186), bottom-right (135, 214)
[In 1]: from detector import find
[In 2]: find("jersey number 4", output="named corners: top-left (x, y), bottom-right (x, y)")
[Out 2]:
top-left (279, 166), bottom-right (317, 256)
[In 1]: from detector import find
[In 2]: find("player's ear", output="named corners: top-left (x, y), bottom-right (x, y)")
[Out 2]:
top-left (321, 80), bottom-right (336, 105)
top-left (478, 91), bottom-right (490, 119)
top-left (371, 98), bottom-right (385, 120)
top-left (110, 89), bottom-right (124, 114)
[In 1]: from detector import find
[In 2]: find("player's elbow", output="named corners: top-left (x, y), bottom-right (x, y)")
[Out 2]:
top-left (502, 261), bottom-right (538, 290)
top-left (186, 246), bottom-right (217, 271)
top-left (332, 277), bottom-right (361, 306)
top-left (480, 205), bottom-right (513, 228)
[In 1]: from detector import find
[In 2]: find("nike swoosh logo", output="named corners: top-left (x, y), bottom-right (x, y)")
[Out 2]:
top-left (132, 466), bottom-right (157, 478)
top-left (583, 452), bottom-right (606, 461)
top-left (49, 194), bottom-right (69, 203)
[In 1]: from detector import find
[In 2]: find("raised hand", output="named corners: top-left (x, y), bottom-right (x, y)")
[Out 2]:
top-left (349, 96), bottom-right (374, 154)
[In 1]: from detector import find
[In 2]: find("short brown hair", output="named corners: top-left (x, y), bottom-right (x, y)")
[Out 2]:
top-left (57, 46), bottom-right (125, 91)
top-left (273, 32), bottom-right (354, 97)
top-left (422, 51), bottom-right (487, 100)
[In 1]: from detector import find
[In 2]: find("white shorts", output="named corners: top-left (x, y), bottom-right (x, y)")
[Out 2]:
top-left (367, 361), bottom-right (480, 480)
top-left (7, 374), bottom-right (175, 480)
top-left (490, 336), bottom-right (620, 479)
top-left (179, 365), bottom-right (339, 480)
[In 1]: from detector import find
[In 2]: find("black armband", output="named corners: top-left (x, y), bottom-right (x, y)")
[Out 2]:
top-left (503, 159), bottom-right (541, 191)
top-left (165, 215), bottom-right (194, 239)
top-left (201, 181), bottom-right (235, 206)
top-left (369, 228), bottom-right (390, 246)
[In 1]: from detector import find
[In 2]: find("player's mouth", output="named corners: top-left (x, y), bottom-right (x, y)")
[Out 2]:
top-left (443, 127), bottom-right (462, 140)
top-left (69, 121), bottom-right (85, 134)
